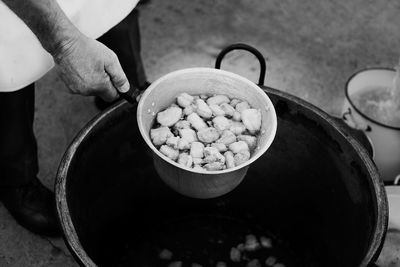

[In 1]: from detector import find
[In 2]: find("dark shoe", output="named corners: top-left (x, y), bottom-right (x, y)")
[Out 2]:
top-left (94, 81), bottom-right (151, 111)
top-left (0, 178), bottom-right (61, 237)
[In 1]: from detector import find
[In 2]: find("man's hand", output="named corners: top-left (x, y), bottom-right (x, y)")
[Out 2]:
top-left (54, 34), bottom-right (129, 102)
top-left (2, 0), bottom-right (129, 102)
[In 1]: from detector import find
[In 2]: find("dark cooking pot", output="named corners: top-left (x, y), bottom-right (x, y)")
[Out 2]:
top-left (55, 44), bottom-right (388, 267)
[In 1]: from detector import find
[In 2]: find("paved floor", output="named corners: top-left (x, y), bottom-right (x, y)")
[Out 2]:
top-left (1, 0), bottom-right (400, 266)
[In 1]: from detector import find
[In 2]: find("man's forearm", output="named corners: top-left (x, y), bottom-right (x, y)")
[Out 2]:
top-left (2, 0), bottom-right (80, 56)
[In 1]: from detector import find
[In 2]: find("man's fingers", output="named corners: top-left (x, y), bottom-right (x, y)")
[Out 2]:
top-left (98, 81), bottom-right (119, 102)
top-left (105, 54), bottom-right (130, 93)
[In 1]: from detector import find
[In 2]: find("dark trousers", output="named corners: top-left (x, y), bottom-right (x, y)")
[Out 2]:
top-left (0, 10), bottom-right (146, 187)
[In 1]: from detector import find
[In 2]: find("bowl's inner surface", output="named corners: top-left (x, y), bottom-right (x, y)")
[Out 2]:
top-left (138, 69), bottom-right (277, 171)
top-left (64, 92), bottom-right (377, 267)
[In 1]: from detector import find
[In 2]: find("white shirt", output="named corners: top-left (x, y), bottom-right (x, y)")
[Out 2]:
top-left (0, 0), bottom-right (139, 92)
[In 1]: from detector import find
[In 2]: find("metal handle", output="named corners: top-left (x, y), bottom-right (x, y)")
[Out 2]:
top-left (118, 86), bottom-right (142, 105)
top-left (215, 43), bottom-right (267, 86)
top-left (342, 108), bottom-right (372, 132)
top-left (395, 175), bottom-right (400, 185)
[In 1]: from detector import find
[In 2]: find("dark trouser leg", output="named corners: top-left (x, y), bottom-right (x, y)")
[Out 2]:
top-left (0, 85), bottom-right (60, 236)
top-left (0, 84), bottom-right (38, 187)
top-left (98, 9), bottom-right (148, 89)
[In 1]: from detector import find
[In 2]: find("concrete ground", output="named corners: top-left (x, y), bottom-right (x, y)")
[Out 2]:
top-left (1, 0), bottom-right (400, 266)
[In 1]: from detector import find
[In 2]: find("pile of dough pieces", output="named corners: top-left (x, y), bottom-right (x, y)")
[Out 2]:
top-left (150, 93), bottom-right (262, 171)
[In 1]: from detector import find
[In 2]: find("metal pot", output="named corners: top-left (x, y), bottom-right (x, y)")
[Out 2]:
top-left (55, 44), bottom-right (388, 267)
top-left (137, 67), bottom-right (277, 198)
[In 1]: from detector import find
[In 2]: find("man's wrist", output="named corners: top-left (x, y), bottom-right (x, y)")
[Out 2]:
top-left (37, 9), bottom-right (82, 59)
top-left (43, 26), bottom-right (81, 60)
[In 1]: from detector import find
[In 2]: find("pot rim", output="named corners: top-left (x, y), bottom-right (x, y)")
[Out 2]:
top-left (55, 106), bottom-right (119, 267)
top-left (344, 67), bottom-right (400, 130)
top-left (263, 86), bottom-right (388, 266)
top-left (137, 67), bottom-right (278, 175)
top-left (55, 87), bottom-right (388, 267)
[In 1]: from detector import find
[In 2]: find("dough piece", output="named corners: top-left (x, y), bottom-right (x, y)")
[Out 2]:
top-left (150, 127), bottom-right (173, 146)
top-left (241, 109), bottom-right (262, 133)
top-left (157, 106), bottom-right (182, 127)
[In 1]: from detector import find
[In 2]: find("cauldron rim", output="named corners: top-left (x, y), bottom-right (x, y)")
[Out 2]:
top-left (261, 86), bottom-right (389, 265)
top-left (55, 87), bottom-right (388, 267)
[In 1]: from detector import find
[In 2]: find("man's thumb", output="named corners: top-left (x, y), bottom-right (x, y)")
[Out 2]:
top-left (105, 56), bottom-right (130, 93)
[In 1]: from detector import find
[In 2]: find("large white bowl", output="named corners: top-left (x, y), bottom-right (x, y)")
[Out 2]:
top-left (137, 67), bottom-right (277, 198)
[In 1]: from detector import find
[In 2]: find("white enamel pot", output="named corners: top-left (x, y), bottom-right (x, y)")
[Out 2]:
top-left (342, 68), bottom-right (400, 183)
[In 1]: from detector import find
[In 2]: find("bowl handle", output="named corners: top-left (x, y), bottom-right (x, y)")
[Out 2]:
top-left (118, 85), bottom-right (142, 105)
top-left (342, 107), bottom-right (372, 132)
top-left (332, 116), bottom-right (374, 158)
top-left (215, 43), bottom-right (267, 86)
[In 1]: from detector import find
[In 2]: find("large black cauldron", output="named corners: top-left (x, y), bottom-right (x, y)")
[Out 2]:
top-left (55, 45), bottom-right (387, 267)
